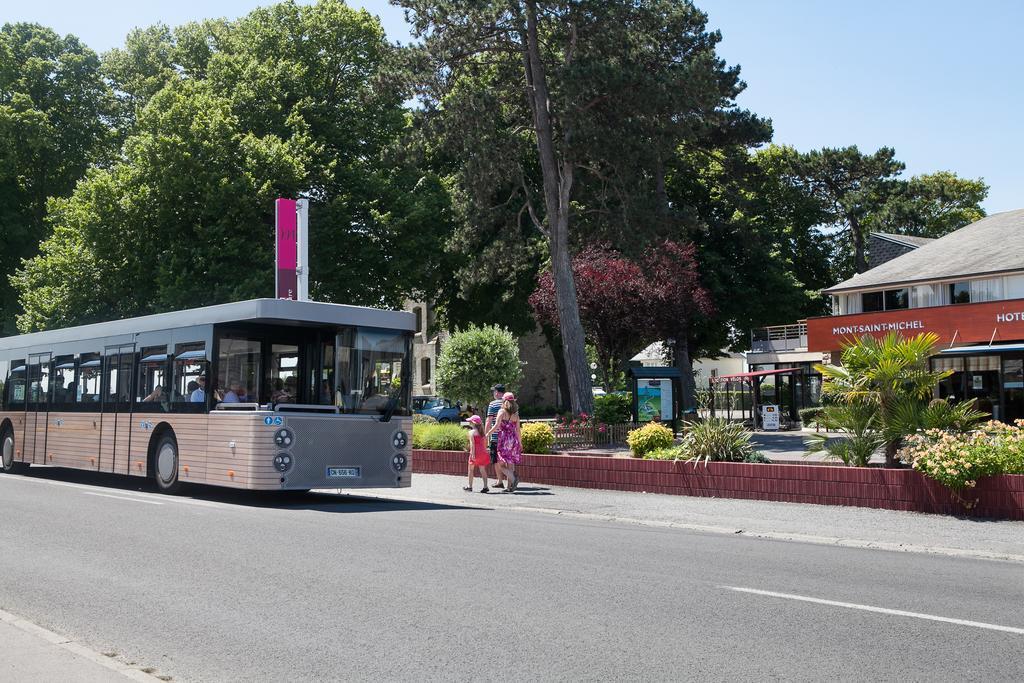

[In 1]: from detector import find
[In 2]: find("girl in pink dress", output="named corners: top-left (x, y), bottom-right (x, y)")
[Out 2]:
top-left (464, 415), bottom-right (490, 493)
top-left (487, 392), bottom-right (522, 492)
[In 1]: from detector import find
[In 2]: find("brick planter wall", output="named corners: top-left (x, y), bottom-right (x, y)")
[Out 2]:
top-left (413, 450), bottom-right (1024, 520)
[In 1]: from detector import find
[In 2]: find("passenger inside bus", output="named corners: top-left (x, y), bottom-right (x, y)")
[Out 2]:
top-left (142, 386), bottom-right (164, 402)
top-left (190, 376), bottom-right (206, 402)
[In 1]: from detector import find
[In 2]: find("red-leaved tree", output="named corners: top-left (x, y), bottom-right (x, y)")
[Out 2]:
top-left (643, 241), bottom-right (715, 411)
top-left (531, 242), bottom-right (713, 397)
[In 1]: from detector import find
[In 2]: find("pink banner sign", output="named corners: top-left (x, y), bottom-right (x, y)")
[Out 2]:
top-left (275, 198), bottom-right (298, 300)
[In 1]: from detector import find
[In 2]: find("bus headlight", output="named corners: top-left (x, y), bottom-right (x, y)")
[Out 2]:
top-left (392, 454), bottom-right (407, 472)
top-left (274, 453), bottom-right (293, 472)
top-left (392, 431), bottom-right (408, 449)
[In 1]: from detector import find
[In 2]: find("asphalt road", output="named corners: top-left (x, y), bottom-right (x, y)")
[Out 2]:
top-left (1, 468), bottom-right (1023, 682)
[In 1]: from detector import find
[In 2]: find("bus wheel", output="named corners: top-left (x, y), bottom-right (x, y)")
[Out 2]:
top-left (1, 427), bottom-right (28, 474)
top-left (153, 433), bottom-right (180, 494)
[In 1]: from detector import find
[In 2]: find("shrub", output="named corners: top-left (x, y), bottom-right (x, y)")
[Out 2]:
top-left (743, 451), bottom-right (772, 464)
top-left (798, 407), bottom-right (824, 425)
top-left (900, 420), bottom-right (1024, 493)
top-left (413, 423), bottom-right (468, 451)
top-left (627, 422), bottom-right (675, 457)
top-left (435, 325), bottom-right (522, 408)
top-left (682, 417), bottom-right (756, 464)
top-left (594, 393), bottom-right (632, 425)
top-left (521, 422), bottom-right (555, 454)
top-left (805, 403), bottom-right (884, 467)
top-left (644, 445), bottom-right (685, 460)
top-left (412, 413), bottom-right (438, 425)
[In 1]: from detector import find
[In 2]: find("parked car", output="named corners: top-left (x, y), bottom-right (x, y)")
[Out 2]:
top-left (412, 395), bottom-right (462, 423)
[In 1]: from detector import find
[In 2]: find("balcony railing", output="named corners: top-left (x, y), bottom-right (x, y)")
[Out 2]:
top-left (751, 322), bottom-right (808, 353)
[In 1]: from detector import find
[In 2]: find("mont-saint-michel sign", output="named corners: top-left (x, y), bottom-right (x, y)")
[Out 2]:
top-left (808, 300), bottom-right (1024, 352)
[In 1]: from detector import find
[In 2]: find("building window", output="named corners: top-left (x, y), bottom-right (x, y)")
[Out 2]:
top-left (911, 284), bottom-right (939, 308)
top-left (970, 278), bottom-right (1002, 303)
top-left (862, 291), bottom-right (884, 312)
top-left (884, 288), bottom-right (909, 311)
top-left (421, 358), bottom-right (431, 386)
top-left (413, 307), bottom-right (423, 334)
top-left (949, 282), bottom-right (971, 304)
top-left (1007, 274), bottom-right (1024, 300)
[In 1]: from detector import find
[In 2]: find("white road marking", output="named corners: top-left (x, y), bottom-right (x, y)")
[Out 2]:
top-left (82, 492), bottom-right (163, 505)
top-left (721, 586), bottom-right (1024, 635)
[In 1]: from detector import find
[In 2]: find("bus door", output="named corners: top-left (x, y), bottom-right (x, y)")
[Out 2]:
top-left (24, 353), bottom-right (51, 465)
top-left (99, 345), bottom-right (135, 474)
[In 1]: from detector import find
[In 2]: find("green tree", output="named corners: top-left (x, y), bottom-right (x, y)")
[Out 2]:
top-left (435, 325), bottom-right (522, 409)
top-left (0, 23), bottom-right (115, 332)
top-left (865, 171), bottom-right (987, 238)
top-left (15, 1), bottom-right (455, 331)
top-left (397, 0), bottom-right (763, 415)
top-left (776, 145), bottom-right (904, 276)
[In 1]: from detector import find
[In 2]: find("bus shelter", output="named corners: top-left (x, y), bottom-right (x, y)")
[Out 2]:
top-left (708, 367), bottom-right (802, 429)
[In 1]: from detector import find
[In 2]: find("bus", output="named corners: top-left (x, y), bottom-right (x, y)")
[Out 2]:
top-left (0, 299), bottom-right (414, 493)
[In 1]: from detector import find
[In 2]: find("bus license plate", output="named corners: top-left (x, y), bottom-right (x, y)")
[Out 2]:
top-left (327, 467), bottom-right (361, 478)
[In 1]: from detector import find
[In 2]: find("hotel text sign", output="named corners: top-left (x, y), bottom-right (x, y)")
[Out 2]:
top-left (807, 299), bottom-right (1024, 352)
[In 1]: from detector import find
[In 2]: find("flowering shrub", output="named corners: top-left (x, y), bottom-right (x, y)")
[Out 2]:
top-left (521, 422), bottom-right (555, 454)
top-left (899, 420), bottom-right (1024, 492)
top-left (627, 422), bottom-right (675, 457)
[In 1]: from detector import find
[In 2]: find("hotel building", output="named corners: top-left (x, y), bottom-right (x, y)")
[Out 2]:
top-left (807, 210), bottom-right (1024, 423)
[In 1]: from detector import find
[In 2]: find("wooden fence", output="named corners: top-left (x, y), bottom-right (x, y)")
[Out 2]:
top-left (549, 422), bottom-right (635, 451)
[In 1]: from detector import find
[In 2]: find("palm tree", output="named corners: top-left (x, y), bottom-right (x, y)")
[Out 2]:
top-left (815, 332), bottom-right (959, 466)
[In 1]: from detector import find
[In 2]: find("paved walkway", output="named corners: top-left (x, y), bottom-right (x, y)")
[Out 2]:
top-left (352, 473), bottom-right (1024, 562)
top-left (0, 607), bottom-right (157, 681)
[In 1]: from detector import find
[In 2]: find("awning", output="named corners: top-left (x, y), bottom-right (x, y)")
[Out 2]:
top-left (710, 367), bottom-right (802, 383)
top-left (939, 343), bottom-right (1024, 355)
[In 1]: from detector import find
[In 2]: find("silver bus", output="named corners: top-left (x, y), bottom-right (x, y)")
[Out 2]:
top-left (0, 299), bottom-right (413, 493)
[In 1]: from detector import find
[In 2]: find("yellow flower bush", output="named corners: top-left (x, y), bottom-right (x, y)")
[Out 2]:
top-left (627, 422), bottom-right (675, 458)
top-left (520, 422), bottom-right (555, 454)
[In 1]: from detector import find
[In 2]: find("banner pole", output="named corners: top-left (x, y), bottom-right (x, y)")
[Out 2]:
top-left (297, 198), bottom-right (309, 301)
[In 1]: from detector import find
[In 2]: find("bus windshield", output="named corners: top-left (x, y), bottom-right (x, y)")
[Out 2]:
top-left (337, 327), bottom-right (410, 416)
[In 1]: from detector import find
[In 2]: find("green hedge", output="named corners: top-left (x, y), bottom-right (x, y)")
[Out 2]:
top-left (412, 423), bottom-right (468, 451)
top-left (593, 393), bottom-right (632, 424)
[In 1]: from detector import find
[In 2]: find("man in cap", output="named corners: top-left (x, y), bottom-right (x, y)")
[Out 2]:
top-left (484, 383), bottom-right (506, 488)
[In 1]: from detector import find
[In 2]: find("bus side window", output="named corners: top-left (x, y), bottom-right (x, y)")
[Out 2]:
top-left (52, 355), bottom-right (76, 408)
top-left (7, 360), bottom-right (26, 406)
top-left (136, 346), bottom-right (169, 411)
top-left (0, 359), bottom-right (7, 410)
top-left (78, 353), bottom-right (102, 403)
top-left (172, 343), bottom-right (208, 412)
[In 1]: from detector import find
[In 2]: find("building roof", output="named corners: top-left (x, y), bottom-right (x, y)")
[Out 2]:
top-left (826, 209), bottom-right (1024, 293)
top-left (870, 232), bottom-right (935, 249)
top-left (0, 298), bottom-right (415, 352)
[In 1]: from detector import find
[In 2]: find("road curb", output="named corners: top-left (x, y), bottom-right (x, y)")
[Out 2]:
top-left (0, 606), bottom-right (165, 681)
top-left (338, 491), bottom-right (1024, 564)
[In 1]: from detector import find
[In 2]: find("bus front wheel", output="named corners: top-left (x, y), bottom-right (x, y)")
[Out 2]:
top-left (152, 432), bottom-right (180, 494)
top-left (1, 427), bottom-right (29, 474)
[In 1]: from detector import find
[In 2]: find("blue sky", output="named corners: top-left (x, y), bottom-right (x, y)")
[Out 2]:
top-left (8, 1), bottom-right (1023, 213)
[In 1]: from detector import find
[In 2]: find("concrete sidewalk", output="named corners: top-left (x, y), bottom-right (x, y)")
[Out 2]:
top-left (0, 608), bottom-right (158, 682)
top-left (351, 473), bottom-right (1024, 563)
